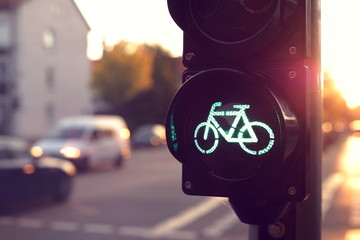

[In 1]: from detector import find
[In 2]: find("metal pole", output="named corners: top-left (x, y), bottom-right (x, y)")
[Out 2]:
top-left (249, 0), bottom-right (322, 238)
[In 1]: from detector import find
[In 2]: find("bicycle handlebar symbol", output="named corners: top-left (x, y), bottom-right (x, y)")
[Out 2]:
top-left (194, 102), bottom-right (275, 155)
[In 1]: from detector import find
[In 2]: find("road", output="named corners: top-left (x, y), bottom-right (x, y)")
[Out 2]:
top-left (322, 132), bottom-right (360, 240)
top-left (1, 133), bottom-right (360, 240)
top-left (0, 147), bottom-right (248, 240)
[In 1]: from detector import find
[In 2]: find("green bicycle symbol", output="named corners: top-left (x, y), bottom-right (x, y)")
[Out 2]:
top-left (194, 102), bottom-right (275, 155)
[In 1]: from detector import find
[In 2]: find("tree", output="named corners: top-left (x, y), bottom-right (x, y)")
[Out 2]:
top-left (119, 45), bottom-right (181, 130)
top-left (92, 41), bottom-right (154, 109)
top-left (323, 72), bottom-right (349, 124)
top-left (323, 72), bottom-right (350, 146)
top-left (92, 41), bottom-right (181, 131)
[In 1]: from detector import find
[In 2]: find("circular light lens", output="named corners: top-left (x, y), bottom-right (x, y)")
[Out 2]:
top-left (167, 69), bottom-right (290, 181)
top-left (190, 0), bottom-right (277, 43)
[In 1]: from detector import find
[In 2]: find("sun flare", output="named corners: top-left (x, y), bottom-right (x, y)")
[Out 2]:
top-left (322, 0), bottom-right (360, 109)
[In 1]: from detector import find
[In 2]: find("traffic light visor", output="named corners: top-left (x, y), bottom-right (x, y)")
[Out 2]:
top-left (190, 0), bottom-right (277, 43)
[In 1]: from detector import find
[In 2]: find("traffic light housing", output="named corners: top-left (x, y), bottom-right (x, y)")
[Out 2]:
top-left (167, 0), bottom-right (307, 67)
top-left (166, 0), bottom-right (321, 224)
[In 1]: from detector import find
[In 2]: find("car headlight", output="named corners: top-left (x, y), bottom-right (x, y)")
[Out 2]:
top-left (60, 146), bottom-right (81, 159)
top-left (120, 128), bottom-right (131, 139)
top-left (30, 146), bottom-right (43, 158)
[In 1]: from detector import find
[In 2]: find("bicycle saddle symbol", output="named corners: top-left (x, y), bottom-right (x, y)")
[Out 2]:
top-left (194, 102), bottom-right (275, 155)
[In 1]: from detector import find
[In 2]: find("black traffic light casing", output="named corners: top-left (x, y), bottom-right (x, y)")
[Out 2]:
top-left (168, 0), bottom-right (307, 67)
top-left (166, 0), bottom-right (321, 224)
top-left (167, 65), bottom-right (315, 201)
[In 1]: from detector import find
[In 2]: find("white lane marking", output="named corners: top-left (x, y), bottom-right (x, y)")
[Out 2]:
top-left (118, 227), bottom-right (153, 238)
top-left (50, 221), bottom-right (79, 232)
top-left (17, 218), bottom-right (44, 229)
top-left (119, 226), bottom-right (197, 239)
top-left (202, 211), bottom-right (239, 238)
top-left (151, 197), bottom-right (225, 236)
top-left (83, 223), bottom-right (114, 234)
top-left (322, 172), bottom-right (345, 220)
top-left (348, 178), bottom-right (360, 227)
top-left (0, 217), bottom-right (15, 226)
top-left (0, 173), bottom-right (345, 239)
top-left (120, 197), bottom-right (225, 239)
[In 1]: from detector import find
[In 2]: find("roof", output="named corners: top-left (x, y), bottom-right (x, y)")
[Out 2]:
top-left (0, 0), bottom-right (27, 8)
top-left (0, 0), bottom-right (90, 30)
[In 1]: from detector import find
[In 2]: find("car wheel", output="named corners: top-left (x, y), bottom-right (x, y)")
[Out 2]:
top-left (77, 157), bottom-right (89, 172)
top-left (53, 175), bottom-right (72, 202)
top-left (113, 155), bottom-right (124, 168)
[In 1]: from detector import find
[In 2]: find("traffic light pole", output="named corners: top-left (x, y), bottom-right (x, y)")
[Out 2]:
top-left (249, 170), bottom-right (322, 240)
top-left (249, 66), bottom-right (322, 240)
top-left (249, 153), bottom-right (321, 240)
top-left (250, 0), bottom-right (322, 238)
top-left (249, 114), bottom-right (321, 240)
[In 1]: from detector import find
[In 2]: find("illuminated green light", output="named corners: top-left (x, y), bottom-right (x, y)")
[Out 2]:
top-left (194, 122), bottom-right (219, 154)
top-left (173, 143), bottom-right (178, 152)
top-left (193, 102), bottom-right (275, 155)
top-left (170, 115), bottom-right (177, 142)
top-left (169, 114), bottom-right (178, 152)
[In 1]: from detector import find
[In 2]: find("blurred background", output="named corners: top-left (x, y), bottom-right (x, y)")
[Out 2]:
top-left (0, 0), bottom-right (360, 240)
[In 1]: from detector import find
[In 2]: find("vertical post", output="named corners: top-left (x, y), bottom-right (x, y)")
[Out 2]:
top-left (249, 0), bottom-right (322, 238)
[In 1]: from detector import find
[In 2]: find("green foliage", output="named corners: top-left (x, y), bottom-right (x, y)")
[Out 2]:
top-left (92, 42), bottom-right (154, 106)
top-left (92, 41), bottom-right (181, 131)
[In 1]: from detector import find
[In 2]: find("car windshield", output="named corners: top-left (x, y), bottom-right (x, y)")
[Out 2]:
top-left (45, 126), bottom-right (87, 140)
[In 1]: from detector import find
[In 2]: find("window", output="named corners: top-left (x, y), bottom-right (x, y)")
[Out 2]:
top-left (46, 103), bottom-right (55, 124)
top-left (45, 66), bottom-right (55, 90)
top-left (42, 28), bottom-right (56, 49)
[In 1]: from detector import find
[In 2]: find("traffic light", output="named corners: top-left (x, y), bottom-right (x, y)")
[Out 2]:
top-left (166, 0), bottom-right (321, 224)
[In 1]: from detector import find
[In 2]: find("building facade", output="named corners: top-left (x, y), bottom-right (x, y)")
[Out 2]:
top-left (0, 0), bottom-right (91, 140)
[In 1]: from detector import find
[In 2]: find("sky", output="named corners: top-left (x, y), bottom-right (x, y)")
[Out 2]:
top-left (74, 0), bottom-right (182, 59)
top-left (74, 0), bottom-right (360, 109)
top-left (322, 0), bottom-right (360, 109)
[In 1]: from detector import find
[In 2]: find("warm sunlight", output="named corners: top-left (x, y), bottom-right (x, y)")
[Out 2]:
top-left (75, 0), bottom-right (360, 109)
top-left (74, 0), bottom-right (182, 60)
top-left (322, 0), bottom-right (360, 109)
top-left (339, 133), bottom-right (360, 177)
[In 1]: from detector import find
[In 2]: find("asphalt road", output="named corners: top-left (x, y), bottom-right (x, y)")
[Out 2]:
top-left (0, 147), bottom-right (248, 240)
top-left (1, 133), bottom-right (360, 240)
top-left (322, 132), bottom-right (360, 240)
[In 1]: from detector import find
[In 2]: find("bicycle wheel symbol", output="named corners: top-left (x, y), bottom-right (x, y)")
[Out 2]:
top-left (193, 102), bottom-right (276, 155)
top-left (194, 122), bottom-right (219, 154)
top-left (239, 121), bottom-right (275, 155)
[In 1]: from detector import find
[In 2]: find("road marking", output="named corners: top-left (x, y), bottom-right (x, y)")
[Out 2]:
top-left (0, 217), bottom-right (15, 226)
top-left (0, 198), bottom-right (223, 239)
top-left (350, 192), bottom-right (360, 226)
top-left (322, 172), bottom-right (345, 220)
top-left (50, 221), bottom-right (79, 232)
top-left (347, 178), bottom-right (360, 227)
top-left (17, 218), bottom-right (44, 229)
top-left (120, 197), bottom-right (225, 239)
top-left (83, 223), bottom-right (114, 234)
top-left (119, 226), bottom-right (197, 239)
top-left (118, 226), bottom-right (153, 238)
top-left (0, 173), bottom-right (346, 239)
top-left (152, 197), bottom-right (224, 236)
top-left (202, 211), bottom-right (239, 238)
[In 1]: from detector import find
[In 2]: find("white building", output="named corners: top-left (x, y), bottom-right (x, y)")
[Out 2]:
top-left (0, 0), bottom-right (91, 140)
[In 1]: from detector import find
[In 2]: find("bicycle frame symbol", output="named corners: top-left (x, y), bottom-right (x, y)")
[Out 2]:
top-left (194, 102), bottom-right (275, 155)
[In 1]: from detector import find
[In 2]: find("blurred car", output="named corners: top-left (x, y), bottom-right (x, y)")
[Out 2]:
top-left (0, 135), bottom-right (76, 210)
top-left (132, 124), bottom-right (166, 148)
top-left (31, 115), bottom-right (131, 171)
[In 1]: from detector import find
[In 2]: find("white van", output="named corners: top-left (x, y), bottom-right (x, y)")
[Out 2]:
top-left (31, 115), bottom-right (131, 170)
